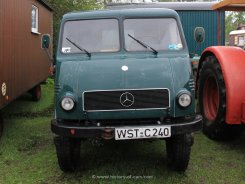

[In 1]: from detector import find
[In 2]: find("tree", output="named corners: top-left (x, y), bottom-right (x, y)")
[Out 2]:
top-left (225, 12), bottom-right (245, 43)
top-left (43, 0), bottom-right (102, 56)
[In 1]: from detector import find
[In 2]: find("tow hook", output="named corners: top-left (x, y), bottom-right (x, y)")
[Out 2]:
top-left (101, 127), bottom-right (114, 140)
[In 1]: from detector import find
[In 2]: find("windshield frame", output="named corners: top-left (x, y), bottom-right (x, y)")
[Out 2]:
top-left (59, 18), bottom-right (122, 55)
top-left (122, 17), bottom-right (186, 53)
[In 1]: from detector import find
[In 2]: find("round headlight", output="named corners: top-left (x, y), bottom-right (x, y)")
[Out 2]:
top-left (178, 93), bottom-right (192, 107)
top-left (61, 97), bottom-right (75, 111)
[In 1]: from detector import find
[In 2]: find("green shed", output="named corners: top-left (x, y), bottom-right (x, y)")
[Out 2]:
top-left (106, 2), bottom-right (225, 56)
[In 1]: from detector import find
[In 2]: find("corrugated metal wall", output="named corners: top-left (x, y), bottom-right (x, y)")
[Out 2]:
top-left (177, 10), bottom-right (225, 55)
top-left (0, 0), bottom-right (53, 109)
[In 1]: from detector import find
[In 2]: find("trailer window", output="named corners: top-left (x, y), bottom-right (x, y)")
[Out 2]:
top-left (31, 5), bottom-right (38, 33)
top-left (238, 36), bottom-right (244, 46)
top-left (61, 19), bottom-right (120, 54)
top-left (124, 18), bottom-right (183, 51)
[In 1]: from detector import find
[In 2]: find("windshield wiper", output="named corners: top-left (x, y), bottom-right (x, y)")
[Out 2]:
top-left (128, 34), bottom-right (158, 55)
top-left (66, 38), bottom-right (91, 57)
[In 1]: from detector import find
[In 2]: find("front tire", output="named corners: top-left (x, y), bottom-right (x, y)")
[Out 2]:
top-left (54, 136), bottom-right (81, 172)
top-left (165, 133), bottom-right (193, 172)
top-left (198, 56), bottom-right (243, 140)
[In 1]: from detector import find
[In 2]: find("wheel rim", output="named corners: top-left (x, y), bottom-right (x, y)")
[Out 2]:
top-left (203, 75), bottom-right (219, 121)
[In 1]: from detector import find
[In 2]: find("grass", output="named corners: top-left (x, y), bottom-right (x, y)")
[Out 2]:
top-left (2, 79), bottom-right (54, 118)
top-left (0, 80), bottom-right (244, 184)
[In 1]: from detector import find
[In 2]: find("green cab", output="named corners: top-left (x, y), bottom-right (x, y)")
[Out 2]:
top-left (51, 8), bottom-right (202, 172)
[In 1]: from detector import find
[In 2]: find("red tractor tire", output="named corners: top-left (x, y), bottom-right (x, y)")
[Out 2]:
top-left (198, 56), bottom-right (243, 140)
top-left (31, 84), bottom-right (42, 102)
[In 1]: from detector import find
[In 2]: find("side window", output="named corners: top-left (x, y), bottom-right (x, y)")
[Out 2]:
top-left (31, 5), bottom-right (38, 33)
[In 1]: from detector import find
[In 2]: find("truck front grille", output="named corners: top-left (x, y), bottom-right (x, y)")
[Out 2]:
top-left (83, 89), bottom-right (169, 111)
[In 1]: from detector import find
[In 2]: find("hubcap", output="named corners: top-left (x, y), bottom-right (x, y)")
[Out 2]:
top-left (203, 75), bottom-right (219, 121)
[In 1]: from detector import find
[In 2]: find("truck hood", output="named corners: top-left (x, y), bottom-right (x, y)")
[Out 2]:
top-left (58, 56), bottom-right (190, 91)
top-left (56, 55), bottom-right (193, 119)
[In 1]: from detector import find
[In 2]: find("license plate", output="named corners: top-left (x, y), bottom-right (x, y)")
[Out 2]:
top-left (115, 126), bottom-right (171, 140)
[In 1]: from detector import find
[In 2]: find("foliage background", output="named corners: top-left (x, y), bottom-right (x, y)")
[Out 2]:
top-left (225, 12), bottom-right (245, 43)
top-left (43, 0), bottom-right (103, 55)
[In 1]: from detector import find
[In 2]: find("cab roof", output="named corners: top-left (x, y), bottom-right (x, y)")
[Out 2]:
top-left (106, 2), bottom-right (217, 11)
top-left (63, 8), bottom-right (179, 20)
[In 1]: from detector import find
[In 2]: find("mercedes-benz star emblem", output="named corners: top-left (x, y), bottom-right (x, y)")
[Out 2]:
top-left (120, 92), bottom-right (134, 107)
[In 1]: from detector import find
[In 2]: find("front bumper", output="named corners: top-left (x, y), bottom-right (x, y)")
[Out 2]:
top-left (51, 115), bottom-right (202, 138)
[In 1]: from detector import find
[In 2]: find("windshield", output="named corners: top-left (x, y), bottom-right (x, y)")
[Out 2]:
top-left (124, 18), bottom-right (183, 51)
top-left (61, 19), bottom-right (120, 54)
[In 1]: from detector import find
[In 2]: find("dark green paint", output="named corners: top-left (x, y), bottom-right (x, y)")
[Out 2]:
top-left (42, 34), bottom-right (50, 49)
top-left (55, 9), bottom-right (195, 121)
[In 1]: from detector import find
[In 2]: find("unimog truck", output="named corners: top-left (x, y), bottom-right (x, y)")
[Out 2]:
top-left (51, 8), bottom-right (202, 172)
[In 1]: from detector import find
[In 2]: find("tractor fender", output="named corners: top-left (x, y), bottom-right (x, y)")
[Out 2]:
top-left (197, 46), bottom-right (245, 124)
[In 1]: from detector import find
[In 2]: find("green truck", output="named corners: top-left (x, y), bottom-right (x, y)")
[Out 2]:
top-left (51, 8), bottom-right (202, 172)
top-left (107, 2), bottom-right (225, 76)
top-left (107, 2), bottom-right (225, 55)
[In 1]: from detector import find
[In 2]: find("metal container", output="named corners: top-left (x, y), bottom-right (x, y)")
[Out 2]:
top-left (0, 0), bottom-right (53, 109)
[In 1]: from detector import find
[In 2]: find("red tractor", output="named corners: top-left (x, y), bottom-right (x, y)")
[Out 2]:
top-left (197, 0), bottom-right (245, 140)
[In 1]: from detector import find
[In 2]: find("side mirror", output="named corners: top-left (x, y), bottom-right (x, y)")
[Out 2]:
top-left (194, 27), bottom-right (205, 43)
top-left (42, 34), bottom-right (50, 49)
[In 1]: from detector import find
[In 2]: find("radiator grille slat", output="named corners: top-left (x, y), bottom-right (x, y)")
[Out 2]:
top-left (83, 89), bottom-right (169, 111)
